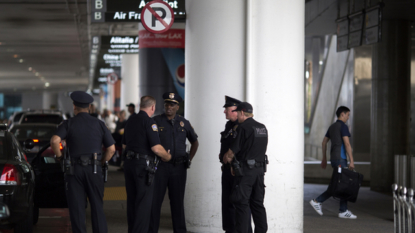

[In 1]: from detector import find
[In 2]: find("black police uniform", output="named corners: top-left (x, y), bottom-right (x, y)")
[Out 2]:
top-left (220, 96), bottom-right (253, 233)
top-left (229, 103), bottom-right (268, 233)
top-left (149, 93), bottom-right (198, 233)
top-left (122, 110), bottom-right (162, 233)
top-left (55, 91), bottom-right (115, 233)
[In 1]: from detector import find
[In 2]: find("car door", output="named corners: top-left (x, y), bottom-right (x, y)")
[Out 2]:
top-left (31, 143), bottom-right (67, 208)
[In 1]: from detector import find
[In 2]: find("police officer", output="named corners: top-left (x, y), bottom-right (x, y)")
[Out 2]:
top-left (220, 96), bottom-right (253, 233)
top-left (51, 91), bottom-right (116, 233)
top-left (149, 92), bottom-right (199, 233)
top-left (224, 102), bottom-right (268, 233)
top-left (122, 95), bottom-right (171, 233)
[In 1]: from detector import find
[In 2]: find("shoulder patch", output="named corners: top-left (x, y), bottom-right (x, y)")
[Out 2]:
top-left (253, 126), bottom-right (267, 137)
top-left (152, 124), bottom-right (158, 131)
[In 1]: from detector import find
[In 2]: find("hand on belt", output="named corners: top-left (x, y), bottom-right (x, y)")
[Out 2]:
top-left (126, 151), bottom-right (152, 160)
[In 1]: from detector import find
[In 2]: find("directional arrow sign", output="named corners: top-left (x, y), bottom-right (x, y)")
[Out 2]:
top-left (142, 0), bottom-right (175, 34)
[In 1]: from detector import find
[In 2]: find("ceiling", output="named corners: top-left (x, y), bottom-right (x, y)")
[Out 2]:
top-left (0, 0), bottom-right (414, 94)
top-left (0, 0), bottom-right (138, 94)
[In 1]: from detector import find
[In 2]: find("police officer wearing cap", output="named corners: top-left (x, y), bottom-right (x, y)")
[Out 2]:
top-left (51, 91), bottom-right (116, 233)
top-left (122, 95), bottom-right (171, 233)
top-left (224, 102), bottom-right (268, 233)
top-left (149, 92), bottom-right (199, 233)
top-left (220, 96), bottom-right (253, 233)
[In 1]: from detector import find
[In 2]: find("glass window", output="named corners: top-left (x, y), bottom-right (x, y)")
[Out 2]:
top-left (21, 115), bottom-right (63, 124)
top-left (11, 125), bottom-right (57, 141)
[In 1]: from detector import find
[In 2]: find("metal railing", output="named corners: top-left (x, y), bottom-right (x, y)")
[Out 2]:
top-left (393, 184), bottom-right (415, 233)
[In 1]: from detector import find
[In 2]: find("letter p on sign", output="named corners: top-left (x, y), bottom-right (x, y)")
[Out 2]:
top-left (142, 0), bottom-right (175, 34)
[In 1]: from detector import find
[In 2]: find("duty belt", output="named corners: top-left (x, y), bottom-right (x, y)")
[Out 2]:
top-left (126, 151), bottom-right (154, 160)
top-left (72, 159), bottom-right (101, 166)
top-left (245, 159), bottom-right (265, 168)
top-left (168, 156), bottom-right (187, 165)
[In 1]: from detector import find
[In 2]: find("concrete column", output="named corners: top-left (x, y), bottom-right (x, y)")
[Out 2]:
top-left (185, 1), bottom-right (246, 231)
top-left (121, 54), bottom-right (139, 116)
top-left (246, 0), bottom-right (304, 231)
top-left (185, 0), bottom-right (304, 232)
top-left (370, 20), bottom-right (411, 192)
top-left (42, 91), bottom-right (58, 110)
top-left (106, 84), bottom-right (114, 111)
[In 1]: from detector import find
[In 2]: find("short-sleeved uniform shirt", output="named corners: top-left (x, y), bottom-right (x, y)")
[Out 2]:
top-left (122, 110), bottom-right (161, 156)
top-left (230, 118), bottom-right (268, 162)
top-left (55, 112), bottom-right (114, 158)
top-left (153, 114), bottom-right (198, 159)
top-left (325, 120), bottom-right (351, 160)
top-left (219, 120), bottom-right (239, 163)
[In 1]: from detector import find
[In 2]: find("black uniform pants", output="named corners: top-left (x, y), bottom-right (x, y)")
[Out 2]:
top-left (222, 165), bottom-right (253, 233)
top-left (124, 159), bottom-right (154, 233)
top-left (65, 164), bottom-right (107, 233)
top-left (149, 161), bottom-right (187, 233)
top-left (231, 167), bottom-right (267, 233)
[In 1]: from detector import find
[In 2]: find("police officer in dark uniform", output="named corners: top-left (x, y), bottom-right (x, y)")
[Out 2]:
top-left (122, 95), bottom-right (171, 233)
top-left (220, 96), bottom-right (253, 233)
top-left (224, 102), bottom-right (268, 233)
top-left (149, 92), bottom-right (199, 233)
top-left (51, 91), bottom-right (116, 233)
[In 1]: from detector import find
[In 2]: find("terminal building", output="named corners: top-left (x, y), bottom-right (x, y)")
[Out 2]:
top-left (0, 0), bottom-right (414, 232)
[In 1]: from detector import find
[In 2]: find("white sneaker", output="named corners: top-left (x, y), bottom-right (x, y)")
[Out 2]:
top-left (338, 210), bottom-right (357, 219)
top-left (309, 199), bottom-right (323, 215)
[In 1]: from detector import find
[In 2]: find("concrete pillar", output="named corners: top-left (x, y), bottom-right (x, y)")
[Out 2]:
top-left (121, 54), bottom-right (139, 116)
top-left (185, 0), bottom-right (304, 232)
top-left (185, 0), bottom-right (246, 231)
top-left (370, 20), bottom-right (411, 192)
top-left (246, 0), bottom-right (304, 231)
top-left (42, 91), bottom-right (58, 110)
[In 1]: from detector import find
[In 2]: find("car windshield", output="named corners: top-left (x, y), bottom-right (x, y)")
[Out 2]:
top-left (21, 115), bottom-right (63, 124)
top-left (13, 112), bottom-right (24, 123)
top-left (11, 125), bottom-right (56, 141)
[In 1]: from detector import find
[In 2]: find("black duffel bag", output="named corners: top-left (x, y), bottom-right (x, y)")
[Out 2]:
top-left (328, 165), bottom-right (364, 203)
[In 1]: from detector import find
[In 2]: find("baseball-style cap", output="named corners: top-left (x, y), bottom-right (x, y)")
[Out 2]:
top-left (126, 103), bottom-right (135, 108)
top-left (232, 102), bottom-right (253, 113)
top-left (163, 92), bottom-right (183, 104)
top-left (70, 91), bottom-right (93, 108)
top-left (223, 95), bottom-right (241, 108)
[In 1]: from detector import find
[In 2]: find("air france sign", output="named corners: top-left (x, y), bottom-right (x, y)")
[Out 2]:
top-left (91, 0), bottom-right (185, 23)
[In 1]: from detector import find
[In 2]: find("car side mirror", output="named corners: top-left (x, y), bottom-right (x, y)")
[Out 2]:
top-left (23, 139), bottom-right (35, 150)
top-left (0, 203), bottom-right (10, 219)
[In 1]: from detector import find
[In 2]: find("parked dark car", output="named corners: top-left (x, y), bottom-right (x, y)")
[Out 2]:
top-left (10, 123), bottom-right (60, 162)
top-left (19, 111), bottom-right (66, 125)
top-left (0, 124), bottom-right (35, 233)
top-left (31, 142), bottom-right (68, 225)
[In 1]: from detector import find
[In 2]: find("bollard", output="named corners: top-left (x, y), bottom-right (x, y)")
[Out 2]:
top-left (401, 156), bottom-right (408, 188)
top-left (408, 189), bottom-right (414, 233)
top-left (401, 187), bottom-right (408, 233)
top-left (411, 157), bottom-right (415, 190)
top-left (398, 186), bottom-right (403, 233)
top-left (393, 184), bottom-right (399, 233)
top-left (396, 155), bottom-right (401, 185)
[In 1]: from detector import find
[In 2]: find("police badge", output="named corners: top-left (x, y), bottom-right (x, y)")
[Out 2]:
top-left (169, 93), bottom-right (175, 99)
top-left (180, 121), bottom-right (184, 127)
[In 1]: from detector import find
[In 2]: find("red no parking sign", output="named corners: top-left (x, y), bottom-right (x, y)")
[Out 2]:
top-left (142, 0), bottom-right (175, 34)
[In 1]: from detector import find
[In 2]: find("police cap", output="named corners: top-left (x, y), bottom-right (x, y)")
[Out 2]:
top-left (163, 92), bottom-right (182, 104)
top-left (223, 95), bottom-right (241, 108)
top-left (232, 102), bottom-right (253, 113)
top-left (70, 91), bottom-right (93, 108)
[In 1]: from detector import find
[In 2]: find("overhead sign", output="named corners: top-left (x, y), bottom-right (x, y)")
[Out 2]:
top-left (101, 36), bottom-right (139, 54)
top-left (336, 17), bottom-right (348, 52)
top-left (142, 0), bottom-right (175, 34)
top-left (91, 0), bottom-right (185, 23)
top-left (364, 4), bottom-right (383, 45)
top-left (348, 11), bottom-right (364, 48)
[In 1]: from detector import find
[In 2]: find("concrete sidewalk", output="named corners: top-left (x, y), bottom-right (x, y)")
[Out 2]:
top-left (85, 166), bottom-right (394, 232)
top-left (304, 183), bottom-right (393, 233)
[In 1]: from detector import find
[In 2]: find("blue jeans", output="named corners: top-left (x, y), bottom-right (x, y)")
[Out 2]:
top-left (315, 159), bottom-right (348, 212)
